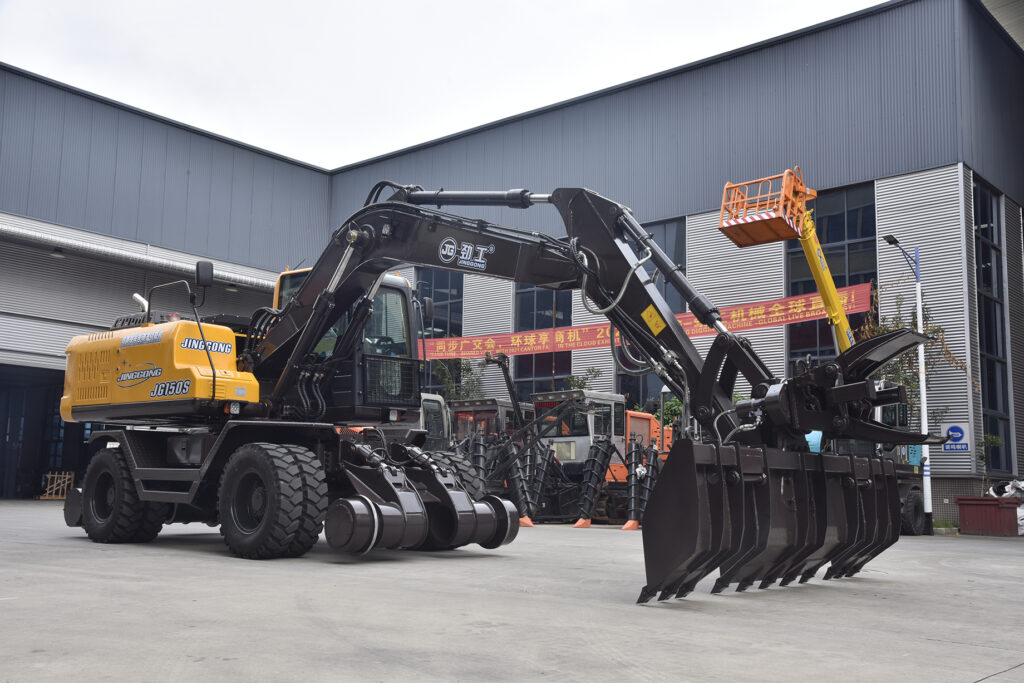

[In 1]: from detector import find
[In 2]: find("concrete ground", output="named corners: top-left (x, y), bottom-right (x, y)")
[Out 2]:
top-left (1, 501), bottom-right (1023, 682)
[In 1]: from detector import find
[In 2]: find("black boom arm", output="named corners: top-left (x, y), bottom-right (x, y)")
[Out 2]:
top-left (253, 183), bottom-right (937, 449)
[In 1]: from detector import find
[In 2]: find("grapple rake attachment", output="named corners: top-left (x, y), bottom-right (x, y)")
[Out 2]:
top-left (638, 328), bottom-right (946, 603)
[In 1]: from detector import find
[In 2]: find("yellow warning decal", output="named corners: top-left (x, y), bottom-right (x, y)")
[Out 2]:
top-left (640, 304), bottom-right (667, 336)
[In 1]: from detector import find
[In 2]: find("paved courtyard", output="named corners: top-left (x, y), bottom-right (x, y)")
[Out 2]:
top-left (1, 500), bottom-right (1022, 681)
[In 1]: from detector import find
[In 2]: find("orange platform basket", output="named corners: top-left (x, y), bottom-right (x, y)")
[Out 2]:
top-left (718, 167), bottom-right (817, 247)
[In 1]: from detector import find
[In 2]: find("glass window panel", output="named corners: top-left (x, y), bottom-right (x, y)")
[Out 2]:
top-left (978, 242), bottom-right (994, 294)
top-left (823, 245), bottom-right (847, 287)
top-left (449, 272), bottom-right (464, 299)
top-left (554, 351), bottom-right (572, 375)
top-left (515, 354), bottom-right (533, 377)
top-left (618, 374), bottom-right (640, 408)
top-left (815, 192), bottom-right (846, 243)
top-left (516, 292), bottom-right (534, 331)
top-left (515, 382), bottom-right (534, 403)
top-left (848, 241), bottom-right (877, 285)
top-left (789, 320), bottom-right (820, 354)
top-left (449, 305), bottom-right (462, 338)
top-left (980, 298), bottom-right (1004, 357)
top-left (789, 251), bottom-right (812, 289)
top-left (553, 377), bottom-right (571, 391)
top-left (556, 290), bottom-right (573, 326)
top-left (534, 353), bottom-right (553, 376)
top-left (536, 290), bottom-right (554, 330)
top-left (846, 184), bottom-right (876, 240)
top-left (432, 269), bottom-right (450, 303)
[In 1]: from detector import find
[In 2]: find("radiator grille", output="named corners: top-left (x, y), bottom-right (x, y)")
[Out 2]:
top-left (363, 355), bottom-right (419, 407)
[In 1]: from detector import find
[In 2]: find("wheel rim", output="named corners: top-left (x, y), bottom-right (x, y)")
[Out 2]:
top-left (90, 470), bottom-right (116, 523)
top-left (231, 469), bottom-right (269, 534)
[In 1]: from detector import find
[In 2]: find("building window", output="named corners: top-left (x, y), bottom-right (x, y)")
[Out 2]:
top-left (786, 183), bottom-right (876, 372)
top-left (418, 268), bottom-right (464, 394)
top-left (974, 180), bottom-right (1011, 473)
top-left (514, 285), bottom-right (572, 402)
top-left (617, 218), bottom-right (685, 409)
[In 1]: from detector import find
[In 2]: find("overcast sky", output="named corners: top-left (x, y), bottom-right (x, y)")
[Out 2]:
top-left (0, 0), bottom-right (879, 169)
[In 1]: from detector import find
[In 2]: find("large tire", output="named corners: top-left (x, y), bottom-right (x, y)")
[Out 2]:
top-left (432, 450), bottom-right (487, 501)
top-left (901, 490), bottom-right (925, 536)
top-left (81, 448), bottom-right (168, 543)
top-left (218, 443), bottom-right (327, 559)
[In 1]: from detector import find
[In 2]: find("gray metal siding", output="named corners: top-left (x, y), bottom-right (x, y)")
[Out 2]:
top-left (571, 293), bottom-right (615, 393)
top-left (0, 240), bottom-right (269, 370)
top-left (329, 0), bottom-right (963, 229)
top-left (1002, 195), bottom-right (1023, 476)
top-left (957, 0), bottom-right (1024, 207)
top-left (0, 67), bottom-right (331, 272)
top-left (462, 273), bottom-right (514, 398)
top-left (876, 165), bottom-right (975, 474)
top-left (685, 210), bottom-right (787, 392)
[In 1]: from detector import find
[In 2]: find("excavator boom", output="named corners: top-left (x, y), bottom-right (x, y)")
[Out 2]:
top-left (252, 182), bottom-right (938, 600)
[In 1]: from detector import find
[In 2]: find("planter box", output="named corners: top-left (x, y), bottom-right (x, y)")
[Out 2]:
top-left (956, 497), bottom-right (1020, 536)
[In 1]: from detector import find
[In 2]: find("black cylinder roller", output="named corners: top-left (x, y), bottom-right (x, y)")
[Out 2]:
top-left (325, 496), bottom-right (381, 554)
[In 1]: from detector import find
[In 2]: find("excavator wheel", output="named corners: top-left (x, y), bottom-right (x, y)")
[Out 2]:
top-left (81, 448), bottom-right (169, 543)
top-left (432, 451), bottom-right (487, 501)
top-left (218, 442), bottom-right (327, 559)
top-left (900, 490), bottom-right (925, 536)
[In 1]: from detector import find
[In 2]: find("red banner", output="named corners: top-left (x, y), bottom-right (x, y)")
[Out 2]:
top-left (423, 283), bottom-right (872, 360)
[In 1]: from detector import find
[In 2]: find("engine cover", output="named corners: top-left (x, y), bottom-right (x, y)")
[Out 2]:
top-left (61, 320), bottom-right (259, 424)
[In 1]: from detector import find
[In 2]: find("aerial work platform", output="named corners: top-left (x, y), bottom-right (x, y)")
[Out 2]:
top-left (718, 167), bottom-right (817, 247)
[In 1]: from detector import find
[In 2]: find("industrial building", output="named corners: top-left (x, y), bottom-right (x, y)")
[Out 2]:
top-left (0, 0), bottom-right (1021, 524)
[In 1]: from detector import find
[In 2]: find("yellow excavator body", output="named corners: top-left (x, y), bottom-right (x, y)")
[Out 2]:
top-left (60, 319), bottom-right (259, 424)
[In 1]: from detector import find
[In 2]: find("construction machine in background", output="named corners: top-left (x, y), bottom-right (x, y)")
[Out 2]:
top-left (719, 167), bottom-right (928, 536)
top-left (61, 180), bottom-right (940, 602)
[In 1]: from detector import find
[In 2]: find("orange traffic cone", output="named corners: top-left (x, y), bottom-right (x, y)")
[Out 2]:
top-left (621, 520), bottom-right (640, 531)
top-left (519, 516), bottom-right (534, 527)
top-left (573, 518), bottom-right (592, 528)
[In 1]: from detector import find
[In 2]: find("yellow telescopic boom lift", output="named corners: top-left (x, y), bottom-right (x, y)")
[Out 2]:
top-left (718, 166), bottom-right (855, 352)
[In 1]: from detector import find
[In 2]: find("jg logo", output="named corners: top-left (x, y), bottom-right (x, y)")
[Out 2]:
top-left (437, 237), bottom-right (494, 271)
top-left (438, 237), bottom-right (458, 263)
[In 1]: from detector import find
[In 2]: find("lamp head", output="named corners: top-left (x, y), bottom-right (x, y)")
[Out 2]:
top-left (882, 234), bottom-right (900, 246)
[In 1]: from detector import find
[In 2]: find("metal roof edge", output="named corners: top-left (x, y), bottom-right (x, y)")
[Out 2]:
top-left (0, 60), bottom-right (330, 174)
top-left (328, 0), bottom-right (918, 174)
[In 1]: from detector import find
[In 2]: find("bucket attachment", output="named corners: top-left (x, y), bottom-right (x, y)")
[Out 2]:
top-left (638, 440), bottom-right (907, 602)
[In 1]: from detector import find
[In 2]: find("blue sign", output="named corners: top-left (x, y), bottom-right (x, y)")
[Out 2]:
top-left (940, 423), bottom-right (970, 452)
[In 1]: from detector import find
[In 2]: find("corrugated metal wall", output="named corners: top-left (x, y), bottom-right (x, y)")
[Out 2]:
top-left (329, 0), bottom-right (963, 231)
top-left (0, 67), bottom-right (331, 272)
top-left (963, 165), bottom-right (985, 475)
top-left (684, 210), bottom-right (787, 392)
top-left (1003, 195), bottom-right (1023, 476)
top-left (0, 241), bottom-right (270, 370)
top-left (875, 165), bottom-right (974, 475)
top-left (571, 293), bottom-right (615, 393)
top-left (957, 0), bottom-right (1024, 208)
top-left (461, 273), bottom-right (514, 397)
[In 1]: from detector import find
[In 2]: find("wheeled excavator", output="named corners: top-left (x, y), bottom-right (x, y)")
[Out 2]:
top-left (60, 180), bottom-right (942, 601)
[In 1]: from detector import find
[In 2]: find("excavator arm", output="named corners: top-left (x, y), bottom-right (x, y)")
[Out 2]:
top-left (250, 182), bottom-right (942, 601)
top-left (253, 183), bottom-right (937, 448)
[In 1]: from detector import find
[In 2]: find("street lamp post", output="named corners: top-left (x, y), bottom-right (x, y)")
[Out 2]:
top-left (882, 234), bottom-right (932, 535)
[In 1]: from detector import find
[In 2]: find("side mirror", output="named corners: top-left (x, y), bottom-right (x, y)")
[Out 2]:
top-left (195, 261), bottom-right (214, 288)
top-left (422, 296), bottom-right (434, 321)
